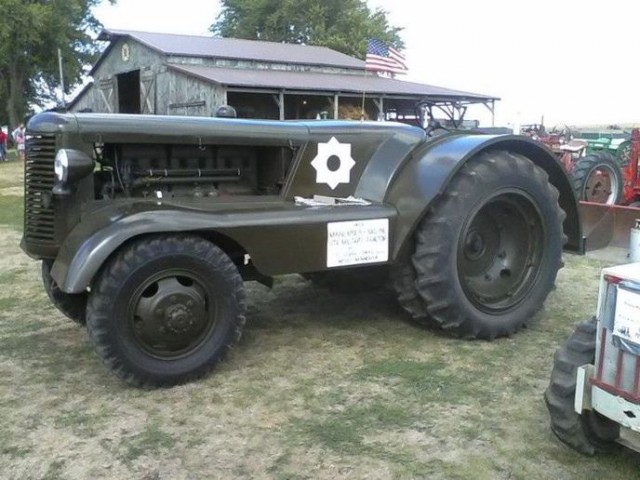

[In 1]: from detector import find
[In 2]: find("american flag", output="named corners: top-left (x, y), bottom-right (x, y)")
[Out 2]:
top-left (365, 39), bottom-right (408, 74)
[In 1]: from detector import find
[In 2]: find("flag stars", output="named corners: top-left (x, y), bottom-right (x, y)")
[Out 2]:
top-left (365, 38), bottom-right (408, 74)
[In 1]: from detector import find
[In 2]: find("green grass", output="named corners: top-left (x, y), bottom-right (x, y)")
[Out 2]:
top-left (0, 296), bottom-right (19, 310)
top-left (0, 195), bottom-right (23, 230)
top-left (293, 401), bottom-right (413, 454)
top-left (0, 151), bottom-right (22, 189)
top-left (102, 419), bottom-right (178, 464)
top-left (0, 269), bottom-right (24, 284)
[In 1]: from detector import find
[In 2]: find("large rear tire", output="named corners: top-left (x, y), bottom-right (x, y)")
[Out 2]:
top-left (398, 151), bottom-right (564, 339)
top-left (572, 152), bottom-right (623, 205)
top-left (391, 259), bottom-right (437, 328)
top-left (86, 235), bottom-right (246, 388)
top-left (544, 319), bottom-right (620, 455)
top-left (42, 260), bottom-right (87, 325)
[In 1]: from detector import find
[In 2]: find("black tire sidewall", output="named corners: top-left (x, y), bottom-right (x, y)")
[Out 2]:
top-left (448, 165), bottom-right (562, 332)
top-left (88, 239), bottom-right (243, 385)
top-left (412, 151), bottom-right (564, 338)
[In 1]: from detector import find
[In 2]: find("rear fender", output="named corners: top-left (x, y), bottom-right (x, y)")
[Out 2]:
top-left (386, 134), bottom-right (583, 260)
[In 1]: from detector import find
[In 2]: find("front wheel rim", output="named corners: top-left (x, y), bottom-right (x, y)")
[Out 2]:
top-left (457, 192), bottom-right (545, 313)
top-left (583, 165), bottom-right (620, 204)
top-left (126, 269), bottom-right (217, 359)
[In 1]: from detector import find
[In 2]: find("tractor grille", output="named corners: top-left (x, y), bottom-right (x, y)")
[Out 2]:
top-left (24, 135), bottom-right (57, 244)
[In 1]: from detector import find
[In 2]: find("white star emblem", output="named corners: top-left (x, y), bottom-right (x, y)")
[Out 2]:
top-left (311, 137), bottom-right (356, 190)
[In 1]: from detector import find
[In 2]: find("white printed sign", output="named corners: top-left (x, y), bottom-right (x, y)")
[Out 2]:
top-left (614, 287), bottom-right (640, 344)
top-left (327, 219), bottom-right (389, 268)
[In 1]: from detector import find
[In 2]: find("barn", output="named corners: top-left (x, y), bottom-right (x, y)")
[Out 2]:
top-left (70, 29), bottom-right (497, 123)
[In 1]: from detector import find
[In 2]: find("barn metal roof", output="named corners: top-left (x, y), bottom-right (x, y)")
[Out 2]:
top-left (97, 29), bottom-right (365, 70)
top-left (168, 64), bottom-right (498, 102)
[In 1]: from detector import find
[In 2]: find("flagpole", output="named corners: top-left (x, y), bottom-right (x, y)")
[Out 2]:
top-left (364, 39), bottom-right (408, 122)
top-left (361, 70), bottom-right (367, 122)
top-left (362, 39), bottom-right (372, 122)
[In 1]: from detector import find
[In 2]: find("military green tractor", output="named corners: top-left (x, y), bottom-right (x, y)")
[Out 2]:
top-left (23, 109), bottom-right (582, 387)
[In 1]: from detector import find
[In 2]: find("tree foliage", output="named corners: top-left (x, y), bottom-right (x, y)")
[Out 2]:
top-left (0, 0), bottom-right (113, 127)
top-left (211, 0), bottom-right (403, 59)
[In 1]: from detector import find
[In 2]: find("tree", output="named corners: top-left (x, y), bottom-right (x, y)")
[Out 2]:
top-left (211, 0), bottom-right (403, 59)
top-left (0, 0), bottom-right (113, 128)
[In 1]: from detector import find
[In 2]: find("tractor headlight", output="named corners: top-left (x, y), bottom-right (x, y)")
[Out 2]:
top-left (52, 149), bottom-right (95, 195)
top-left (54, 149), bottom-right (69, 182)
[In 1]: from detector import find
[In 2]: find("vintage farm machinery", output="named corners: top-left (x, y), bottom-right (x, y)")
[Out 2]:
top-left (545, 262), bottom-right (640, 455)
top-left (579, 128), bottom-right (640, 252)
top-left (520, 125), bottom-right (637, 206)
top-left (575, 128), bottom-right (640, 207)
top-left (569, 129), bottom-right (638, 207)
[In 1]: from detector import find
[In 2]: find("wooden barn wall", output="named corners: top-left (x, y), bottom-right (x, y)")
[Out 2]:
top-left (68, 86), bottom-right (97, 112)
top-left (70, 39), bottom-right (167, 113)
top-left (156, 71), bottom-right (225, 116)
top-left (92, 38), bottom-right (165, 82)
top-left (69, 37), bottom-right (379, 117)
top-left (70, 38), bottom-right (227, 116)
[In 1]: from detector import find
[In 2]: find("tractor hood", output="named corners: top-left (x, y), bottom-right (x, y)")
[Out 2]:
top-left (28, 111), bottom-right (426, 148)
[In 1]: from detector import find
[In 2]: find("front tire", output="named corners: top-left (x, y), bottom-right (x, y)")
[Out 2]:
top-left (398, 151), bottom-right (564, 339)
top-left (544, 319), bottom-right (620, 455)
top-left (86, 235), bottom-right (246, 388)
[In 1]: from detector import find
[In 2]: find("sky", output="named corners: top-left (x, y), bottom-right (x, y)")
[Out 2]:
top-left (92, 0), bottom-right (640, 127)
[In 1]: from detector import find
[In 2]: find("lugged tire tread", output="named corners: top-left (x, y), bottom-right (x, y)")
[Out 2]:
top-left (543, 318), bottom-right (619, 455)
top-left (86, 235), bottom-right (246, 388)
top-left (412, 151), bottom-right (564, 339)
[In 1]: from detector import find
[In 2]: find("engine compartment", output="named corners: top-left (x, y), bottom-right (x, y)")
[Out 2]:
top-left (94, 143), bottom-right (296, 199)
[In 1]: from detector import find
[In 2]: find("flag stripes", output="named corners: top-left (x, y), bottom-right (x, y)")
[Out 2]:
top-left (365, 39), bottom-right (408, 74)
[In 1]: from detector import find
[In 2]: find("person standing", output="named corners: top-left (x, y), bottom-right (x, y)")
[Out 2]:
top-left (12, 123), bottom-right (25, 161)
top-left (0, 129), bottom-right (7, 161)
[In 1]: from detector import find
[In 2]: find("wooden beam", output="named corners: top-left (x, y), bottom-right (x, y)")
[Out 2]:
top-left (279, 91), bottom-right (285, 120)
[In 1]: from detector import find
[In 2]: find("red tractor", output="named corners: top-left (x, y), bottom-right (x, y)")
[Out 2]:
top-left (521, 124), bottom-right (638, 206)
top-left (570, 128), bottom-right (640, 207)
top-left (579, 129), bottom-right (640, 252)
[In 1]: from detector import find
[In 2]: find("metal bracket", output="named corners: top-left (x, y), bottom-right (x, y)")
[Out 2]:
top-left (575, 364), bottom-right (595, 413)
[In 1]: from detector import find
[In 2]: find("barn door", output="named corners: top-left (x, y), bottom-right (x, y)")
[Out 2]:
top-left (98, 77), bottom-right (115, 113)
top-left (140, 71), bottom-right (156, 114)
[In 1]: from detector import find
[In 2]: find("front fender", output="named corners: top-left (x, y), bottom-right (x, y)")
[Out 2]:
top-left (386, 133), bottom-right (582, 260)
top-left (51, 205), bottom-right (226, 293)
